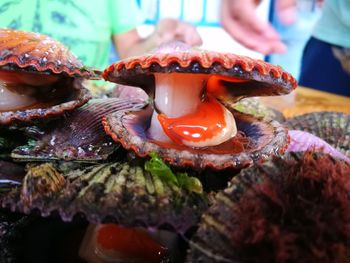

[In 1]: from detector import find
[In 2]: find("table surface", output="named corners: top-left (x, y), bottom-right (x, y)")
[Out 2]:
top-left (260, 86), bottom-right (350, 118)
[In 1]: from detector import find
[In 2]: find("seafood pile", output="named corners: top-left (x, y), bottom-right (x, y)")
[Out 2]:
top-left (1, 29), bottom-right (350, 263)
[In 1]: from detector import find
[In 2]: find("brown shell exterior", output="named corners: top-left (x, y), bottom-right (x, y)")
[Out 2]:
top-left (103, 102), bottom-right (289, 170)
top-left (0, 79), bottom-right (91, 125)
top-left (1, 162), bottom-right (208, 233)
top-left (0, 29), bottom-right (99, 78)
top-left (188, 152), bottom-right (350, 262)
top-left (103, 50), bottom-right (297, 96)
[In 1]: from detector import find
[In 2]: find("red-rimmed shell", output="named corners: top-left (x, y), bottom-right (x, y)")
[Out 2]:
top-left (102, 45), bottom-right (295, 170)
top-left (0, 29), bottom-right (98, 125)
top-left (0, 29), bottom-right (98, 78)
top-left (103, 48), bottom-right (297, 96)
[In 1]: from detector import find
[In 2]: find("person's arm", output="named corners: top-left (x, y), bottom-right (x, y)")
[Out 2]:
top-left (112, 18), bottom-right (202, 59)
top-left (220, 0), bottom-right (296, 54)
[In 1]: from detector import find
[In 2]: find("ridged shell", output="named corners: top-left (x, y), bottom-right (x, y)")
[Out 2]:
top-left (0, 29), bottom-right (99, 78)
top-left (103, 48), bottom-right (297, 98)
top-left (20, 163), bottom-right (65, 209)
top-left (284, 111), bottom-right (350, 156)
top-left (0, 78), bottom-right (91, 125)
top-left (103, 103), bottom-right (289, 170)
top-left (287, 130), bottom-right (350, 163)
top-left (1, 162), bottom-right (208, 233)
top-left (188, 152), bottom-right (350, 262)
top-left (11, 98), bottom-right (145, 162)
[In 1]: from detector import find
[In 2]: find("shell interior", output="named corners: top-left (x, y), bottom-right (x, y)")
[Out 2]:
top-left (0, 78), bottom-right (91, 125)
top-left (103, 102), bottom-right (289, 170)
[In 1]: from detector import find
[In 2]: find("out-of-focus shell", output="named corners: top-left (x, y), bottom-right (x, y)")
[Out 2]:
top-left (0, 29), bottom-right (99, 125)
top-left (0, 29), bottom-right (98, 78)
top-left (103, 103), bottom-right (289, 170)
top-left (11, 98), bottom-right (145, 162)
top-left (287, 130), bottom-right (350, 163)
top-left (188, 152), bottom-right (350, 262)
top-left (0, 79), bottom-right (91, 125)
top-left (1, 162), bottom-right (208, 233)
top-left (284, 111), bottom-right (350, 156)
top-left (229, 97), bottom-right (285, 123)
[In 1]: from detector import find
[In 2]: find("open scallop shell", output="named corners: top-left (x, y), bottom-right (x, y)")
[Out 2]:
top-left (102, 45), bottom-right (295, 170)
top-left (0, 29), bottom-right (99, 125)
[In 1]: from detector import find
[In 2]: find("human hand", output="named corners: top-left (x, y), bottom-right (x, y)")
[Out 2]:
top-left (152, 18), bottom-right (202, 47)
top-left (220, 0), bottom-right (296, 54)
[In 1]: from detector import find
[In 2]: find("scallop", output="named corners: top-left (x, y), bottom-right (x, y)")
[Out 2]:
top-left (102, 42), bottom-right (296, 170)
top-left (0, 29), bottom-right (99, 125)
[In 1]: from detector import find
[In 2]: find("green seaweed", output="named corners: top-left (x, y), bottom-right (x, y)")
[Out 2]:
top-left (144, 152), bottom-right (203, 194)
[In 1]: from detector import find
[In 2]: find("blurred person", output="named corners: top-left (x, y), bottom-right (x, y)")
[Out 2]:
top-left (220, 0), bottom-right (297, 55)
top-left (299, 0), bottom-right (350, 96)
top-left (268, 0), bottom-right (322, 79)
top-left (0, 0), bottom-right (202, 70)
top-left (220, 0), bottom-right (350, 97)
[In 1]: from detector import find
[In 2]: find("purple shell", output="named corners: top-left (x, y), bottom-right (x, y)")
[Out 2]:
top-left (11, 98), bottom-right (146, 162)
top-left (287, 130), bottom-right (350, 163)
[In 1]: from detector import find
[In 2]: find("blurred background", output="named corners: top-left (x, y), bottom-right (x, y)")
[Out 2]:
top-left (110, 0), bottom-right (321, 80)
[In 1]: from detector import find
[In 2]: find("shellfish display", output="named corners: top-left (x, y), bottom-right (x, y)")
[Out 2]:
top-left (102, 42), bottom-right (296, 170)
top-left (0, 29), bottom-right (97, 125)
top-left (2, 31), bottom-right (349, 263)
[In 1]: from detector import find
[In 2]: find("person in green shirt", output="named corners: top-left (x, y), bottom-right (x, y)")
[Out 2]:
top-left (0, 0), bottom-right (202, 70)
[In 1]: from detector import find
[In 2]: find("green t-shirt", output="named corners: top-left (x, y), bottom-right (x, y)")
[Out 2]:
top-left (313, 0), bottom-right (350, 47)
top-left (0, 0), bottom-right (140, 69)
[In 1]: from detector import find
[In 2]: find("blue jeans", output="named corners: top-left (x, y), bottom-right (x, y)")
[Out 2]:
top-left (299, 37), bottom-right (350, 97)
